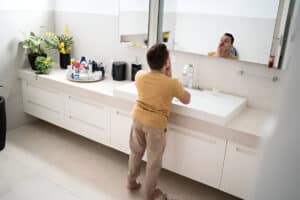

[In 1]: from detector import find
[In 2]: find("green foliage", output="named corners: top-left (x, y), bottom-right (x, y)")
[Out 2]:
top-left (34, 56), bottom-right (54, 74)
top-left (22, 32), bottom-right (45, 55)
top-left (44, 27), bottom-right (73, 54)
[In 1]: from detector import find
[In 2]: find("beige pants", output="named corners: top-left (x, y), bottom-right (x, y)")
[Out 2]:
top-left (128, 119), bottom-right (167, 197)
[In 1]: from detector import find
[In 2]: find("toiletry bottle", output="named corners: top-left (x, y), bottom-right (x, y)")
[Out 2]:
top-left (88, 60), bottom-right (93, 79)
top-left (182, 65), bottom-right (188, 87)
top-left (187, 64), bottom-right (194, 88)
top-left (66, 65), bottom-right (73, 79)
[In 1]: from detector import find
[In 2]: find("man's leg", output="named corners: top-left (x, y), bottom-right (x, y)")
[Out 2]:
top-left (144, 128), bottom-right (166, 199)
top-left (128, 120), bottom-right (146, 190)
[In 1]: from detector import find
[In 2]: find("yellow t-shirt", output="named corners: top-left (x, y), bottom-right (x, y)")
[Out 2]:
top-left (132, 70), bottom-right (185, 128)
top-left (208, 51), bottom-right (238, 60)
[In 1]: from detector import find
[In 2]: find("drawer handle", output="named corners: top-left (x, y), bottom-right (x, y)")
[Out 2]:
top-left (27, 100), bottom-right (60, 114)
top-left (0, 85), bottom-right (3, 87)
top-left (236, 147), bottom-right (257, 156)
top-left (69, 115), bottom-right (105, 130)
top-left (69, 96), bottom-right (104, 110)
top-left (116, 110), bottom-right (131, 118)
top-left (169, 127), bottom-right (217, 144)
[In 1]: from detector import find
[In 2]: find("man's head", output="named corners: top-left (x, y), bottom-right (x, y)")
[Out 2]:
top-left (147, 43), bottom-right (169, 70)
top-left (218, 33), bottom-right (234, 52)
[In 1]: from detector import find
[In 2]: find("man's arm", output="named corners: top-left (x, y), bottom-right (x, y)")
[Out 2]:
top-left (178, 90), bottom-right (191, 104)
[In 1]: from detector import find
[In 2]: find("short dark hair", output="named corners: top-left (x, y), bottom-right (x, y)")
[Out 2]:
top-left (224, 33), bottom-right (234, 44)
top-left (146, 43), bottom-right (169, 70)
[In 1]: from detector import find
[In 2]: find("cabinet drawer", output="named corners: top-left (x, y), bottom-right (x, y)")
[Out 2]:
top-left (110, 108), bottom-right (132, 154)
top-left (220, 142), bottom-right (259, 199)
top-left (22, 81), bottom-right (64, 126)
top-left (65, 95), bottom-right (110, 145)
top-left (163, 125), bottom-right (226, 188)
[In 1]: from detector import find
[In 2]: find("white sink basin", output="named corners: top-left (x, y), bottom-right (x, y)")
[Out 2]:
top-left (113, 83), bottom-right (247, 125)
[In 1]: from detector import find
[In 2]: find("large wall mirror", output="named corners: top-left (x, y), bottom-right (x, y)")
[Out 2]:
top-left (119, 0), bottom-right (150, 48)
top-left (162, 0), bottom-right (294, 69)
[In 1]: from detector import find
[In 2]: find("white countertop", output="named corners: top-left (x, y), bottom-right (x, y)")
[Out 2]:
top-left (19, 68), bottom-right (272, 140)
top-left (19, 68), bottom-right (131, 97)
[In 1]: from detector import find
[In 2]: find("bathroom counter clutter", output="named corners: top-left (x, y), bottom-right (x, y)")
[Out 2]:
top-left (19, 68), bottom-right (273, 199)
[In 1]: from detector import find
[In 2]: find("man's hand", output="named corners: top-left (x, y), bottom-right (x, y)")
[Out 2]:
top-left (163, 58), bottom-right (172, 77)
top-left (164, 66), bottom-right (172, 77)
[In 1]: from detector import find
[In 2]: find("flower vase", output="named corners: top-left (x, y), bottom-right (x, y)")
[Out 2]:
top-left (59, 53), bottom-right (71, 69)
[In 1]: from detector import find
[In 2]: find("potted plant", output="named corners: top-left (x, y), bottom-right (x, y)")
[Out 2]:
top-left (34, 56), bottom-right (54, 74)
top-left (22, 32), bottom-right (46, 70)
top-left (44, 27), bottom-right (73, 69)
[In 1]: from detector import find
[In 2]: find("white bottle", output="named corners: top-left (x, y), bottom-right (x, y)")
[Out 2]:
top-left (182, 64), bottom-right (193, 88)
top-left (182, 65), bottom-right (188, 87)
top-left (187, 64), bottom-right (194, 88)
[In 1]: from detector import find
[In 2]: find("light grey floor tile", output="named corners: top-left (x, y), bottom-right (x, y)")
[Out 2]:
top-left (0, 120), bottom-right (240, 200)
top-left (0, 175), bottom-right (80, 200)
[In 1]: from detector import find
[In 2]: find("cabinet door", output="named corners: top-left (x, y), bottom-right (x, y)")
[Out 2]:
top-left (220, 142), bottom-right (259, 199)
top-left (22, 81), bottom-right (64, 126)
top-left (163, 125), bottom-right (226, 188)
top-left (110, 108), bottom-right (132, 154)
top-left (65, 95), bottom-right (110, 145)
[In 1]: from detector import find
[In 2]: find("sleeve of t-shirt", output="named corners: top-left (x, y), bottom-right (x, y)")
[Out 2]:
top-left (173, 79), bottom-right (185, 99)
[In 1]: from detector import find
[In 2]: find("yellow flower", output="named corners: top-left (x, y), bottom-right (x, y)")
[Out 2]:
top-left (45, 32), bottom-right (55, 37)
top-left (59, 42), bottom-right (65, 48)
top-left (64, 26), bottom-right (70, 36)
top-left (60, 48), bottom-right (66, 54)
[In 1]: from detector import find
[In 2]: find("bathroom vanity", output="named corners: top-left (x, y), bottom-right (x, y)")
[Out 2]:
top-left (19, 68), bottom-right (271, 199)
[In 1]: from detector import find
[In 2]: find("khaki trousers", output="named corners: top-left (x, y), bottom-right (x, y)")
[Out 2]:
top-left (128, 119), bottom-right (167, 197)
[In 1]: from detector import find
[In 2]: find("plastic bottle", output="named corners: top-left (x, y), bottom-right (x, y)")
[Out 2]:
top-left (182, 64), bottom-right (193, 88)
top-left (186, 64), bottom-right (194, 88)
top-left (88, 60), bottom-right (93, 78)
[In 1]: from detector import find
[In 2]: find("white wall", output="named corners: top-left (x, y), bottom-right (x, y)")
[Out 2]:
top-left (120, 0), bottom-right (149, 12)
top-left (0, 0), bottom-right (54, 130)
top-left (55, 0), bottom-right (118, 15)
top-left (0, 0), bottom-right (54, 11)
top-left (176, 0), bottom-right (280, 18)
top-left (54, 0), bottom-right (283, 111)
top-left (253, 1), bottom-right (300, 199)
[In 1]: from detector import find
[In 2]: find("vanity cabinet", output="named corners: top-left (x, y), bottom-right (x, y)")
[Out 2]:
top-left (64, 95), bottom-right (111, 146)
top-left (220, 142), bottom-right (259, 199)
top-left (20, 70), bottom-right (263, 199)
top-left (163, 125), bottom-right (226, 188)
top-left (22, 80), bottom-right (64, 127)
top-left (110, 108), bottom-right (132, 154)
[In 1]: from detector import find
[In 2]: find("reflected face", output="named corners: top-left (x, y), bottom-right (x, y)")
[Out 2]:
top-left (218, 35), bottom-right (233, 51)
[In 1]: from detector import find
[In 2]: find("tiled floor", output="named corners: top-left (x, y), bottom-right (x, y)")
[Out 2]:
top-left (0, 120), bottom-right (239, 200)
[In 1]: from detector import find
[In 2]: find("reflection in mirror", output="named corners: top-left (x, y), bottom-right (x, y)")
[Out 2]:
top-left (162, 0), bottom-right (292, 69)
top-left (119, 0), bottom-right (150, 48)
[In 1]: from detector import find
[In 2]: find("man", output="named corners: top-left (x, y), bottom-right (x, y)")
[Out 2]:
top-left (127, 43), bottom-right (191, 200)
top-left (209, 33), bottom-right (238, 60)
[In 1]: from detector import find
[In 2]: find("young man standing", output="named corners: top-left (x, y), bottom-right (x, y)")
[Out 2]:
top-left (127, 43), bottom-right (191, 200)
